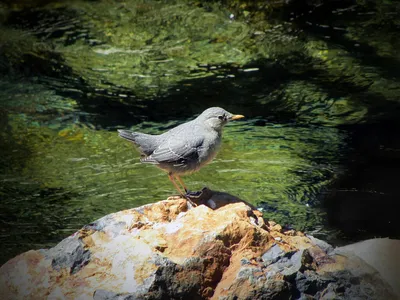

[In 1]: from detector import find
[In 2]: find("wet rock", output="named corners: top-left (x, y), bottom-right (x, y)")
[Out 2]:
top-left (0, 198), bottom-right (398, 299)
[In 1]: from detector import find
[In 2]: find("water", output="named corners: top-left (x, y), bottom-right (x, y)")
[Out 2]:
top-left (1, 0), bottom-right (400, 264)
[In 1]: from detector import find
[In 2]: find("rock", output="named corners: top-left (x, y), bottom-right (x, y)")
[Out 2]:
top-left (336, 238), bottom-right (400, 298)
top-left (306, 235), bottom-right (334, 254)
top-left (0, 194), bottom-right (398, 300)
top-left (45, 234), bottom-right (91, 275)
top-left (261, 244), bottom-right (285, 264)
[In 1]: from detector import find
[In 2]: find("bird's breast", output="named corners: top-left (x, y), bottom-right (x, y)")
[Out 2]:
top-left (198, 132), bottom-right (222, 165)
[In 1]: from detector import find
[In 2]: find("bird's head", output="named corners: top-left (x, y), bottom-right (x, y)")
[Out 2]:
top-left (197, 107), bottom-right (244, 131)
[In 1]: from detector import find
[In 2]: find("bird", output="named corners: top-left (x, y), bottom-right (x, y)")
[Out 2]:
top-left (118, 107), bottom-right (244, 197)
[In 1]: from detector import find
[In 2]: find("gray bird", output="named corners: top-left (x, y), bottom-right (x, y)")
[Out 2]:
top-left (118, 107), bottom-right (244, 196)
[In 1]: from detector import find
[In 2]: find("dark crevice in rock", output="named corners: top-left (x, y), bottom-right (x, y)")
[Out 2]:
top-left (148, 258), bottom-right (203, 300)
top-left (93, 289), bottom-right (141, 300)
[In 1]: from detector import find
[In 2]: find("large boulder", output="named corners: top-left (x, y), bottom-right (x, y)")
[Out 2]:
top-left (0, 192), bottom-right (398, 299)
top-left (336, 238), bottom-right (400, 299)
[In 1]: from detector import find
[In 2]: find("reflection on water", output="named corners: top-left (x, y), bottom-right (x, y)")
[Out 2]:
top-left (1, 0), bottom-right (400, 263)
top-left (0, 88), bottom-right (347, 262)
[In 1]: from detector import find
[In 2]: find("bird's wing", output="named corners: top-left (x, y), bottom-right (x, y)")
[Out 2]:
top-left (142, 133), bottom-right (204, 165)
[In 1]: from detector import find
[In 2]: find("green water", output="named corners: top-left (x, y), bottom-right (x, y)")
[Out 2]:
top-left (1, 0), bottom-right (400, 264)
top-left (0, 80), bottom-right (346, 262)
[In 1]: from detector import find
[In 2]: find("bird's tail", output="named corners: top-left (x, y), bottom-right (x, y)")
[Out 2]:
top-left (118, 129), bottom-right (140, 142)
top-left (118, 129), bottom-right (157, 156)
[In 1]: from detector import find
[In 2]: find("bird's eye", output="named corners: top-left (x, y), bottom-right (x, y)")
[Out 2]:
top-left (218, 115), bottom-right (224, 120)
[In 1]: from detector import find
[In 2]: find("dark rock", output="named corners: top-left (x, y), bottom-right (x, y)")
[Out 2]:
top-left (219, 268), bottom-right (292, 300)
top-left (147, 257), bottom-right (203, 300)
top-left (295, 270), bottom-right (333, 295)
top-left (318, 283), bottom-right (344, 300)
top-left (93, 290), bottom-right (141, 300)
top-left (45, 235), bottom-right (90, 274)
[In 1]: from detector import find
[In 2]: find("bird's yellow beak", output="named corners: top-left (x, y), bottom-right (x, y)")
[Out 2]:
top-left (230, 114), bottom-right (245, 120)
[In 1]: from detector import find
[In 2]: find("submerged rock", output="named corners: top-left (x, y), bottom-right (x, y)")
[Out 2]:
top-left (0, 194), bottom-right (397, 299)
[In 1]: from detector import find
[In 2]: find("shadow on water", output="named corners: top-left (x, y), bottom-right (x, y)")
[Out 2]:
top-left (322, 120), bottom-right (400, 245)
top-left (277, 0), bottom-right (400, 243)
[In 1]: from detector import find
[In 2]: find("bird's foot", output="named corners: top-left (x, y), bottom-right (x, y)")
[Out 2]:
top-left (166, 189), bottom-right (209, 207)
top-left (184, 190), bottom-right (204, 207)
top-left (186, 198), bottom-right (198, 207)
top-left (182, 193), bottom-right (198, 207)
top-left (166, 194), bottom-right (197, 208)
top-left (185, 190), bottom-right (203, 198)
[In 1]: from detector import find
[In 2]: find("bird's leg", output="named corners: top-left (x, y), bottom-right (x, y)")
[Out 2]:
top-left (174, 175), bottom-right (188, 193)
top-left (168, 173), bottom-right (197, 207)
top-left (168, 173), bottom-right (185, 196)
top-left (175, 175), bottom-right (203, 198)
top-left (175, 175), bottom-right (202, 198)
